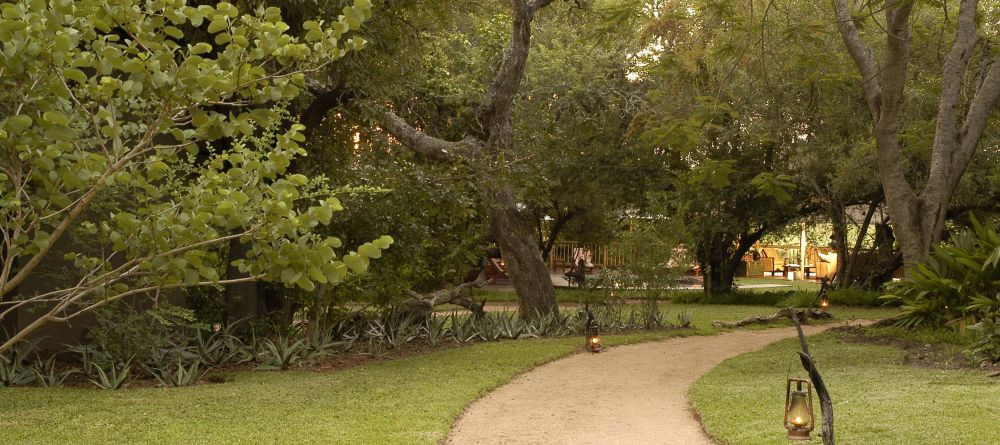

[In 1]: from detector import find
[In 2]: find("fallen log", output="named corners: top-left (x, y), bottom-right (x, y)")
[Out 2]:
top-left (404, 269), bottom-right (491, 317)
top-left (712, 307), bottom-right (831, 328)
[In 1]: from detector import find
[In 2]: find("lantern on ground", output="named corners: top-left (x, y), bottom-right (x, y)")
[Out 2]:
top-left (586, 319), bottom-right (602, 353)
top-left (784, 378), bottom-right (815, 440)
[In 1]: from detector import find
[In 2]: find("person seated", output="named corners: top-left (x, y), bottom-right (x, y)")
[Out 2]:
top-left (564, 257), bottom-right (587, 287)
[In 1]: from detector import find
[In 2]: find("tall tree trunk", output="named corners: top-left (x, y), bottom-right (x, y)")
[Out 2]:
top-left (833, 0), bottom-right (1000, 273)
top-left (490, 186), bottom-right (558, 316)
top-left (702, 258), bottom-right (737, 297)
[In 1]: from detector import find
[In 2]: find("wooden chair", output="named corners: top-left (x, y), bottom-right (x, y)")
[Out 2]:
top-left (761, 248), bottom-right (785, 276)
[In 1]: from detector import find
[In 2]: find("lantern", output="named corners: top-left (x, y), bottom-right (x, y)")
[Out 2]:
top-left (819, 293), bottom-right (830, 309)
top-left (784, 378), bottom-right (815, 440)
top-left (586, 319), bottom-right (602, 353)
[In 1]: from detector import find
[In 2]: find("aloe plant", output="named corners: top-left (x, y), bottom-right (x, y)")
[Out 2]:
top-left (88, 359), bottom-right (133, 390)
top-left (255, 337), bottom-right (307, 370)
top-left (969, 318), bottom-right (1000, 364)
top-left (65, 343), bottom-right (111, 376)
top-left (0, 338), bottom-right (40, 387)
top-left (382, 313), bottom-right (419, 349)
top-left (194, 330), bottom-right (247, 367)
top-left (450, 313), bottom-right (482, 343)
top-left (676, 309), bottom-right (694, 328)
top-left (497, 311), bottom-right (525, 339)
top-left (144, 357), bottom-right (208, 387)
top-left (30, 355), bottom-right (78, 388)
top-left (421, 315), bottom-right (450, 347)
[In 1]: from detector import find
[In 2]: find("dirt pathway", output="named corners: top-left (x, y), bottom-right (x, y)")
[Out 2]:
top-left (446, 324), bottom-right (838, 445)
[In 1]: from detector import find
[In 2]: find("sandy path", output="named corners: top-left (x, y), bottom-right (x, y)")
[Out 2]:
top-left (446, 324), bottom-right (835, 445)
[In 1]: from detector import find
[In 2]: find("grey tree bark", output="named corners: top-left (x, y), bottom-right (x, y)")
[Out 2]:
top-left (832, 0), bottom-right (1000, 272)
top-left (380, 0), bottom-right (558, 318)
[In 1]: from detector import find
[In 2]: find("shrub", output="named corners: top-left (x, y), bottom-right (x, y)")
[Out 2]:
top-left (969, 319), bottom-right (1000, 364)
top-left (672, 289), bottom-right (794, 306)
top-left (882, 216), bottom-right (1000, 328)
top-left (828, 287), bottom-right (883, 307)
top-left (87, 303), bottom-right (201, 365)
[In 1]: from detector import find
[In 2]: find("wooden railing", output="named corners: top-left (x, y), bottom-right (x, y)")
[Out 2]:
top-left (547, 241), bottom-right (629, 272)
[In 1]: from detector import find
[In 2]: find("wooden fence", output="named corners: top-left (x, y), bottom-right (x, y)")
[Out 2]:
top-left (547, 241), bottom-right (629, 272)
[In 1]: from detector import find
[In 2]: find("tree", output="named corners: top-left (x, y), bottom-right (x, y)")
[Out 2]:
top-left (514, 9), bottom-right (643, 261)
top-left (832, 0), bottom-right (1000, 271)
top-left (0, 0), bottom-right (391, 352)
top-left (621, 0), bottom-right (821, 295)
top-left (380, 0), bottom-right (561, 317)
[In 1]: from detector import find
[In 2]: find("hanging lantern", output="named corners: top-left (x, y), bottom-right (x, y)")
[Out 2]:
top-left (586, 319), bottom-right (602, 353)
top-left (819, 293), bottom-right (830, 309)
top-left (784, 378), bottom-right (815, 440)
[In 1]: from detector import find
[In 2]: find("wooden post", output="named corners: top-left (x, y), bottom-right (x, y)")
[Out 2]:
top-left (789, 309), bottom-right (835, 445)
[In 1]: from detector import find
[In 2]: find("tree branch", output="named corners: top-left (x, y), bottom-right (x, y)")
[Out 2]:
top-left (381, 110), bottom-right (482, 162)
top-left (404, 268), bottom-right (491, 316)
top-left (476, 0), bottom-right (551, 138)
top-left (928, 0), bottom-right (984, 196)
top-left (831, 0), bottom-right (884, 120)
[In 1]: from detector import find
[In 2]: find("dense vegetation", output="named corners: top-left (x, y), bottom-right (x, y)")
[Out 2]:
top-left (0, 0), bottom-right (998, 431)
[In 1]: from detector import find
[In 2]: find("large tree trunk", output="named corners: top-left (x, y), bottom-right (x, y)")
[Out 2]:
top-left (702, 258), bottom-right (737, 297)
top-left (699, 227), bottom-right (766, 297)
top-left (380, 0), bottom-right (559, 319)
top-left (833, 0), bottom-right (1000, 274)
top-left (490, 187), bottom-right (558, 317)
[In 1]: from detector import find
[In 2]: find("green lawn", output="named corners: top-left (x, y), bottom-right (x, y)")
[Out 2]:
top-left (691, 333), bottom-right (999, 445)
top-left (470, 278), bottom-right (822, 303)
top-left (736, 277), bottom-right (821, 292)
top-left (0, 305), bottom-right (896, 445)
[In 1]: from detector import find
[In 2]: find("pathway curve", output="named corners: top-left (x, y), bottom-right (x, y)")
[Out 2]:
top-left (446, 324), bottom-right (841, 445)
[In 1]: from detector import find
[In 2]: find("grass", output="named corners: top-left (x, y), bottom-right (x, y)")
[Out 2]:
top-left (0, 330), bottom-right (700, 445)
top-left (736, 277), bottom-right (821, 292)
top-left (0, 305), bottom-right (897, 444)
top-left (471, 287), bottom-right (611, 303)
top-left (690, 333), bottom-right (1000, 445)
top-left (469, 277), bottom-right (819, 303)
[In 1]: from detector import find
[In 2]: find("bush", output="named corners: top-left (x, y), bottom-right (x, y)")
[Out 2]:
top-left (969, 319), bottom-right (1000, 364)
top-left (671, 290), bottom-right (795, 306)
top-left (87, 303), bottom-right (202, 365)
top-left (882, 216), bottom-right (1000, 328)
top-left (828, 287), bottom-right (883, 307)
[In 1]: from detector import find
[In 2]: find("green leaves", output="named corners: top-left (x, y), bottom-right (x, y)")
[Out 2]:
top-left (885, 217), bottom-right (1000, 329)
top-left (687, 159), bottom-right (738, 188)
top-left (0, 0), bottom-right (380, 347)
top-left (750, 173), bottom-right (795, 204)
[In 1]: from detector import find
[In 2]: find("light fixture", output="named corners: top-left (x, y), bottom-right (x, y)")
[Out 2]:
top-left (586, 319), bottom-right (602, 353)
top-left (820, 293), bottom-right (830, 309)
top-left (784, 378), bottom-right (815, 440)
